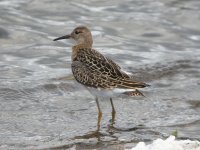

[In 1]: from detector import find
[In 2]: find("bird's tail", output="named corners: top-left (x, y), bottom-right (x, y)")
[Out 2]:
top-left (115, 79), bottom-right (150, 89)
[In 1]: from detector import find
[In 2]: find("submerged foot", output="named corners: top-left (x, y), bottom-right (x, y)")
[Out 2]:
top-left (73, 130), bottom-right (107, 140)
top-left (107, 124), bottom-right (146, 133)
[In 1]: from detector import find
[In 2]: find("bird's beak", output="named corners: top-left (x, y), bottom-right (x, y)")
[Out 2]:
top-left (53, 34), bottom-right (71, 41)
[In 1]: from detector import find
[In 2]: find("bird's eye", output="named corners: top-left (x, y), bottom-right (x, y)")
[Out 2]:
top-left (75, 31), bottom-right (79, 34)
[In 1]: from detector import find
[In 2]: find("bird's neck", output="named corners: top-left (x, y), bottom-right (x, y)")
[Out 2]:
top-left (71, 44), bottom-right (92, 61)
top-left (74, 43), bottom-right (92, 49)
top-left (77, 36), bottom-right (93, 48)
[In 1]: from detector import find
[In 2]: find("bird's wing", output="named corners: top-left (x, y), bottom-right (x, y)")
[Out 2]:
top-left (106, 57), bottom-right (121, 69)
top-left (106, 57), bottom-right (131, 79)
top-left (76, 48), bottom-right (130, 79)
top-left (72, 61), bottom-right (115, 88)
top-left (72, 48), bottom-right (149, 89)
top-left (71, 61), bottom-right (148, 89)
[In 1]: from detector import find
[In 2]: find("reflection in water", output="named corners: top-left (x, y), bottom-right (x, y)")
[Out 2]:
top-left (0, 27), bottom-right (9, 39)
top-left (0, 0), bottom-right (200, 149)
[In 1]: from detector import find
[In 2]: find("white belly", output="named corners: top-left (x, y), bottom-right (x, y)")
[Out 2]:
top-left (86, 87), bottom-right (134, 98)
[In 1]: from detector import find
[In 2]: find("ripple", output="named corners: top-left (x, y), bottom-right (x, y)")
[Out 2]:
top-left (71, 2), bottom-right (116, 12)
top-left (189, 35), bottom-right (200, 41)
top-left (0, 0), bottom-right (200, 149)
top-left (0, 27), bottom-right (9, 38)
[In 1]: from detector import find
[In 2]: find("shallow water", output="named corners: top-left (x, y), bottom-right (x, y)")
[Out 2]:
top-left (0, 0), bottom-right (200, 149)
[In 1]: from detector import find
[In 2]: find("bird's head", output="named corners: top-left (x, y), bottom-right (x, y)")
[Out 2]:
top-left (53, 26), bottom-right (93, 47)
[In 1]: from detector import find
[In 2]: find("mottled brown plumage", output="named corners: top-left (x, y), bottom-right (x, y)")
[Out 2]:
top-left (71, 46), bottom-right (148, 89)
top-left (53, 26), bottom-right (149, 132)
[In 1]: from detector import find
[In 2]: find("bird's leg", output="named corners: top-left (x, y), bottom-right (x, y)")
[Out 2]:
top-left (73, 97), bottom-right (105, 140)
top-left (110, 98), bottom-right (116, 125)
top-left (95, 97), bottom-right (102, 131)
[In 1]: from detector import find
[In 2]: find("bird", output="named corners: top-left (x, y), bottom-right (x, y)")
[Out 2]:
top-left (53, 26), bottom-right (149, 131)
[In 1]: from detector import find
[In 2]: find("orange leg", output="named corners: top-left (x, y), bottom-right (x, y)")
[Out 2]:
top-left (95, 97), bottom-right (102, 131)
top-left (110, 98), bottom-right (116, 125)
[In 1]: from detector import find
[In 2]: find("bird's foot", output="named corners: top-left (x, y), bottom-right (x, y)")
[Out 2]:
top-left (107, 123), bottom-right (146, 133)
top-left (73, 130), bottom-right (107, 140)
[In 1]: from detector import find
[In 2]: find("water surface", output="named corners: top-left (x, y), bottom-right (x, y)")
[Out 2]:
top-left (0, 0), bottom-right (200, 149)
